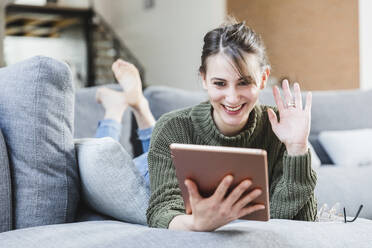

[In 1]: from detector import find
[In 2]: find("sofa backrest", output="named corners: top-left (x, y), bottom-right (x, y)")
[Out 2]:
top-left (144, 85), bottom-right (372, 164)
top-left (75, 84), bottom-right (372, 163)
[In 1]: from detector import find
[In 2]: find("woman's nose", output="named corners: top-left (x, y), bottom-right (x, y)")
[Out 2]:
top-left (225, 88), bottom-right (240, 105)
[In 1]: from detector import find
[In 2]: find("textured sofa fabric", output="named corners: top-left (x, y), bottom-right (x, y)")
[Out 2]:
top-left (0, 56), bottom-right (80, 229)
top-left (0, 219), bottom-right (371, 248)
top-left (75, 137), bottom-right (149, 225)
top-left (144, 85), bottom-right (208, 120)
top-left (0, 128), bottom-right (12, 232)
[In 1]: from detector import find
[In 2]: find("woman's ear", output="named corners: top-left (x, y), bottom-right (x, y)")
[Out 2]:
top-left (260, 68), bottom-right (270, 89)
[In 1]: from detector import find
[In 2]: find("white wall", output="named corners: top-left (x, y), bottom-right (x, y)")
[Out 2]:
top-left (359, 0), bottom-right (372, 89)
top-left (93, 0), bottom-right (226, 91)
top-left (4, 31), bottom-right (87, 88)
top-left (58, 0), bottom-right (90, 8)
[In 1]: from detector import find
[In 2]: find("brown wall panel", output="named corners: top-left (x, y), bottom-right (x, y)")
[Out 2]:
top-left (227, 0), bottom-right (359, 90)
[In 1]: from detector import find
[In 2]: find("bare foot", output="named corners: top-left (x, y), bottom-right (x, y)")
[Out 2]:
top-left (112, 59), bottom-right (143, 108)
top-left (111, 59), bottom-right (156, 129)
top-left (96, 87), bottom-right (128, 123)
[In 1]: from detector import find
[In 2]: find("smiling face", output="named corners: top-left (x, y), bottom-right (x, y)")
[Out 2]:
top-left (202, 52), bottom-right (269, 136)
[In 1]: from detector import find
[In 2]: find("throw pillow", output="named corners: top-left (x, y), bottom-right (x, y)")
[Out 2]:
top-left (318, 129), bottom-right (372, 166)
top-left (0, 128), bottom-right (12, 232)
top-left (308, 142), bottom-right (321, 168)
top-left (0, 56), bottom-right (80, 229)
top-left (74, 137), bottom-right (149, 225)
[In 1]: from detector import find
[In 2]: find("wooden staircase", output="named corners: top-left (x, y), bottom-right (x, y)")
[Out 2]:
top-left (5, 3), bottom-right (145, 87)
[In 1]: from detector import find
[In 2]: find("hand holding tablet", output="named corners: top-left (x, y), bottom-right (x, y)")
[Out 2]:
top-left (170, 143), bottom-right (270, 229)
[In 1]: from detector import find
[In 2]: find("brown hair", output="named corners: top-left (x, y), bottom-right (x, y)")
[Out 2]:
top-left (199, 18), bottom-right (270, 84)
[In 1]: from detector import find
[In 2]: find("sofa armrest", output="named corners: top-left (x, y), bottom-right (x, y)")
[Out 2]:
top-left (0, 128), bottom-right (12, 232)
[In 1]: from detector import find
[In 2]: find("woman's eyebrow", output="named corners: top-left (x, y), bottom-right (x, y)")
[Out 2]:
top-left (239, 76), bottom-right (253, 81)
top-left (211, 77), bottom-right (226, 81)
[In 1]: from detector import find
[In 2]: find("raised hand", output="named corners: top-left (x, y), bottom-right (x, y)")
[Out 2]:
top-left (178, 175), bottom-right (264, 232)
top-left (267, 80), bottom-right (312, 156)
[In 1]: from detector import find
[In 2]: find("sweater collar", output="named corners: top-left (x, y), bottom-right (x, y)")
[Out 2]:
top-left (190, 101), bottom-right (261, 147)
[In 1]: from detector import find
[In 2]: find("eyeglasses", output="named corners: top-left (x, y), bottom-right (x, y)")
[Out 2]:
top-left (344, 205), bottom-right (363, 223)
top-left (317, 203), bottom-right (364, 223)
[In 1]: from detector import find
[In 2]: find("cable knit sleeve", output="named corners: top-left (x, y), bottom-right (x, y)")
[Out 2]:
top-left (146, 113), bottom-right (188, 228)
top-left (268, 143), bottom-right (318, 221)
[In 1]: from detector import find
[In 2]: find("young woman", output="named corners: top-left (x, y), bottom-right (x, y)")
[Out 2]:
top-left (146, 21), bottom-right (317, 231)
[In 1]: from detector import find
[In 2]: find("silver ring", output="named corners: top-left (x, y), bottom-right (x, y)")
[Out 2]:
top-left (286, 102), bottom-right (296, 108)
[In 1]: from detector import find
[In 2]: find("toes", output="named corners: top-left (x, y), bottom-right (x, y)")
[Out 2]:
top-left (95, 89), bottom-right (102, 103)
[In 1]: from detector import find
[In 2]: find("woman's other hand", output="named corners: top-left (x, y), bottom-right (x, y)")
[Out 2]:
top-left (169, 175), bottom-right (264, 231)
top-left (267, 80), bottom-right (312, 156)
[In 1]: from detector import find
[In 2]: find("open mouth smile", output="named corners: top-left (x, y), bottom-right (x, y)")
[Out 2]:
top-left (222, 103), bottom-right (246, 114)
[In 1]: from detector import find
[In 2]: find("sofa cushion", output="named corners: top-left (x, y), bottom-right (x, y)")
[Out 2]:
top-left (0, 56), bottom-right (80, 229)
top-left (318, 129), bottom-right (372, 166)
top-left (0, 219), bottom-right (371, 248)
top-left (75, 137), bottom-right (149, 225)
top-left (0, 128), bottom-right (12, 232)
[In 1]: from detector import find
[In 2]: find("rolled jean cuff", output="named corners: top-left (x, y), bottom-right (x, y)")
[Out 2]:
top-left (137, 126), bottom-right (154, 141)
top-left (136, 126), bottom-right (154, 153)
top-left (95, 119), bottom-right (122, 142)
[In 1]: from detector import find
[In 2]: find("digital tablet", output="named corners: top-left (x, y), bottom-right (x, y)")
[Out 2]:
top-left (170, 143), bottom-right (270, 221)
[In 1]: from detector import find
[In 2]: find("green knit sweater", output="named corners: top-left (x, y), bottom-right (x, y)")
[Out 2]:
top-left (146, 102), bottom-right (317, 228)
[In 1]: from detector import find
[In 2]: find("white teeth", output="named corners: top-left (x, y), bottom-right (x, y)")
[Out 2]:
top-left (224, 105), bottom-right (243, 111)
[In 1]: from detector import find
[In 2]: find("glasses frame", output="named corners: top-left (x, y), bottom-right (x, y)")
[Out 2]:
top-left (343, 205), bottom-right (363, 223)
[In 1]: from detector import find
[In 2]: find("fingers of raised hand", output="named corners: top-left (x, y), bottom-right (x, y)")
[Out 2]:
top-left (293, 82), bottom-right (303, 110)
top-left (267, 108), bottom-right (278, 128)
top-left (213, 175), bottom-right (234, 201)
top-left (282, 79), bottom-right (293, 106)
top-left (272, 85), bottom-right (285, 111)
top-left (224, 179), bottom-right (252, 207)
top-left (233, 188), bottom-right (262, 210)
top-left (305, 92), bottom-right (312, 112)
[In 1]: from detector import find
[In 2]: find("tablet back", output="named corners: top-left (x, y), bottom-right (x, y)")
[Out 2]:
top-left (170, 143), bottom-right (270, 221)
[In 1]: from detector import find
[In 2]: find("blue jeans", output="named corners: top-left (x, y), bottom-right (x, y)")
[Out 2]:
top-left (95, 119), bottom-right (152, 186)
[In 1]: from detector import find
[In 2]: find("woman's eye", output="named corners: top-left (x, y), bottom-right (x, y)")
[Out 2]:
top-left (214, 81), bottom-right (225, 86)
top-left (238, 81), bottom-right (249, 86)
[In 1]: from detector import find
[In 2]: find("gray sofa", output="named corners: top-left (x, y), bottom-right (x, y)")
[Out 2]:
top-left (1, 56), bottom-right (372, 247)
